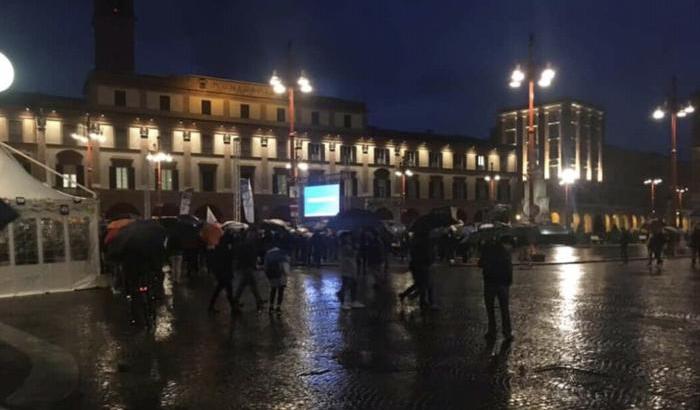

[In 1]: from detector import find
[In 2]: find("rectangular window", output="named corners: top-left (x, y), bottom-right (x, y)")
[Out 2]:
top-left (277, 108), bottom-right (286, 122)
top-left (201, 100), bottom-right (212, 115)
top-left (497, 179), bottom-right (511, 202)
top-left (201, 134), bottom-right (214, 155)
top-left (406, 177), bottom-right (419, 199)
top-left (308, 143), bottom-right (325, 162)
top-left (240, 138), bottom-right (252, 157)
top-left (62, 173), bottom-right (77, 188)
top-left (114, 127), bottom-right (128, 149)
top-left (476, 178), bottom-right (488, 200)
top-left (240, 104), bottom-right (250, 119)
top-left (276, 138), bottom-right (288, 159)
top-left (404, 150), bottom-right (417, 167)
top-left (343, 114), bottom-right (352, 128)
top-left (201, 167), bottom-right (216, 192)
top-left (311, 111), bottom-right (320, 125)
top-left (273, 171), bottom-right (288, 195)
top-left (429, 152), bottom-right (443, 168)
top-left (374, 148), bottom-right (389, 165)
top-left (115, 167), bottom-right (129, 189)
top-left (454, 154), bottom-right (465, 170)
top-left (340, 145), bottom-right (356, 164)
top-left (114, 90), bottom-right (126, 107)
top-left (549, 139), bottom-right (560, 159)
top-left (453, 178), bottom-right (467, 200)
top-left (429, 178), bottom-right (443, 199)
top-left (477, 155), bottom-right (486, 170)
top-left (159, 95), bottom-right (171, 111)
top-left (161, 169), bottom-right (173, 191)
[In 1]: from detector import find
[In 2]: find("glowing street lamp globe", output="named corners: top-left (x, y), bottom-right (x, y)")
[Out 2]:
top-left (0, 51), bottom-right (14, 92)
top-left (559, 168), bottom-right (577, 185)
top-left (652, 107), bottom-right (665, 120)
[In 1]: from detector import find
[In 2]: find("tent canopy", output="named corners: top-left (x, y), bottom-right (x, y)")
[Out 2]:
top-left (0, 147), bottom-right (78, 201)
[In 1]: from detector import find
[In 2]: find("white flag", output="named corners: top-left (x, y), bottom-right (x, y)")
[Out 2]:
top-left (206, 206), bottom-right (219, 224)
top-left (241, 178), bottom-right (255, 223)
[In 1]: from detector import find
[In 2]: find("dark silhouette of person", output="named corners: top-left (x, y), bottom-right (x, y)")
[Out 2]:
top-left (690, 225), bottom-right (700, 268)
top-left (207, 236), bottom-right (235, 313)
top-left (478, 235), bottom-right (513, 341)
top-left (233, 230), bottom-right (264, 311)
top-left (620, 228), bottom-right (631, 264)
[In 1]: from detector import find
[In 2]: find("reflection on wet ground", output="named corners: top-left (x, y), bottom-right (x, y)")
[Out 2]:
top-left (0, 257), bottom-right (698, 409)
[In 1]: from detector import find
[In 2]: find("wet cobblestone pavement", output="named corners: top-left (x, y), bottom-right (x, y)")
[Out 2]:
top-left (0, 258), bottom-right (699, 409)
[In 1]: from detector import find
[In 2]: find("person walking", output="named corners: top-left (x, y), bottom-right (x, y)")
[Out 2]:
top-left (620, 228), bottom-right (631, 264)
top-left (647, 231), bottom-right (665, 267)
top-left (233, 230), bottom-right (265, 311)
top-left (264, 243), bottom-right (290, 313)
top-left (337, 232), bottom-right (365, 310)
top-left (478, 235), bottom-right (514, 342)
top-left (690, 224), bottom-right (700, 268)
top-left (398, 234), bottom-right (435, 309)
top-left (207, 236), bottom-right (235, 314)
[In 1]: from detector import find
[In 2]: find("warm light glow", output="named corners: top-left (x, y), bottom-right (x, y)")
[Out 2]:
top-left (71, 133), bottom-right (88, 144)
top-left (676, 187), bottom-right (688, 193)
top-left (89, 132), bottom-right (106, 143)
top-left (541, 66), bottom-right (556, 81)
top-left (677, 110), bottom-right (687, 118)
top-left (147, 152), bottom-right (173, 163)
top-left (484, 175), bottom-right (491, 182)
top-left (269, 71), bottom-right (282, 87)
top-left (560, 168), bottom-right (577, 185)
top-left (394, 171), bottom-right (402, 177)
top-left (511, 65), bottom-right (525, 82)
top-left (298, 73), bottom-right (312, 93)
top-left (537, 77), bottom-right (552, 88)
top-left (509, 80), bottom-right (521, 88)
top-left (0, 51), bottom-right (14, 92)
top-left (515, 213), bottom-right (522, 221)
top-left (405, 169), bottom-right (413, 177)
top-left (285, 163), bottom-right (292, 169)
top-left (644, 178), bottom-right (662, 185)
top-left (652, 107), bottom-right (665, 120)
top-left (685, 103), bottom-right (695, 114)
top-left (297, 162), bottom-right (309, 171)
top-left (494, 174), bottom-right (501, 181)
top-left (273, 83), bottom-right (286, 94)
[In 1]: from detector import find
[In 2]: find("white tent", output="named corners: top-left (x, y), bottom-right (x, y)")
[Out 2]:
top-left (0, 145), bottom-right (103, 297)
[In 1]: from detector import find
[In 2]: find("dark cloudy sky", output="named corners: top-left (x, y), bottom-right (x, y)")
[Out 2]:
top-left (2, 0), bottom-right (699, 156)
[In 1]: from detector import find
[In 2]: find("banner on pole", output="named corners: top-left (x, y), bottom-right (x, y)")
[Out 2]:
top-left (241, 178), bottom-right (254, 223)
top-left (179, 188), bottom-right (193, 215)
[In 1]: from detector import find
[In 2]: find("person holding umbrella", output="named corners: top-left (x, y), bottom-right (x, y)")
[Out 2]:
top-left (263, 241), bottom-right (291, 313)
top-left (233, 229), bottom-right (265, 312)
top-left (479, 234), bottom-right (514, 342)
top-left (206, 232), bottom-right (235, 314)
top-left (337, 231), bottom-right (364, 310)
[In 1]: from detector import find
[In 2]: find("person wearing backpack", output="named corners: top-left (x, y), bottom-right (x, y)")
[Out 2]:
top-left (264, 243), bottom-right (290, 313)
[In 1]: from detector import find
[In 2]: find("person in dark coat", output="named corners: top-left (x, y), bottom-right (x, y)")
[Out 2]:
top-left (398, 234), bottom-right (435, 309)
top-left (478, 235), bottom-right (514, 341)
top-left (619, 228), bottom-right (631, 264)
top-left (647, 231), bottom-right (665, 267)
top-left (233, 230), bottom-right (265, 311)
top-left (690, 225), bottom-right (700, 268)
top-left (207, 236), bottom-right (235, 313)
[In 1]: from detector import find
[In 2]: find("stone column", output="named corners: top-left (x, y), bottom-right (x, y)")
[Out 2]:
top-left (183, 132), bottom-right (192, 188)
top-left (35, 112), bottom-right (47, 182)
top-left (223, 135), bottom-right (232, 192)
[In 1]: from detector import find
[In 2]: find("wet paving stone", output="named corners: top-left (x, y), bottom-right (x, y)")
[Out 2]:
top-left (0, 258), bottom-right (699, 409)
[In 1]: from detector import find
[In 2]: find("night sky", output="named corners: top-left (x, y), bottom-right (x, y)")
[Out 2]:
top-left (2, 0), bottom-right (699, 157)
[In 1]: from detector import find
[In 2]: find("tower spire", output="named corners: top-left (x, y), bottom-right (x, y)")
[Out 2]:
top-left (93, 0), bottom-right (135, 72)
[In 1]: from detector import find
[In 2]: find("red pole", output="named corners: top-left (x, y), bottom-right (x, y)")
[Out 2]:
top-left (670, 112), bottom-right (678, 219)
top-left (85, 115), bottom-right (93, 189)
top-left (651, 183), bottom-right (656, 215)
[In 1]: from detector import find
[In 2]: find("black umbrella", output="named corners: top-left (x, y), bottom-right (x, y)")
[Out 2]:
top-left (0, 200), bottom-right (19, 231)
top-left (162, 215), bottom-right (203, 251)
top-left (108, 219), bottom-right (168, 261)
top-left (410, 207), bottom-right (460, 236)
top-left (327, 209), bottom-right (382, 232)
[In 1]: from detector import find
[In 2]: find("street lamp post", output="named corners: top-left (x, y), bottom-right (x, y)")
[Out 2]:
top-left (484, 162), bottom-right (501, 202)
top-left (71, 113), bottom-right (105, 189)
top-left (508, 34), bottom-right (556, 223)
top-left (651, 76), bottom-right (694, 226)
top-left (394, 156), bottom-right (414, 221)
top-left (146, 140), bottom-right (173, 217)
top-left (270, 68), bottom-right (312, 225)
top-left (675, 186), bottom-right (688, 228)
top-left (559, 168), bottom-right (577, 229)
top-left (644, 178), bottom-right (663, 216)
